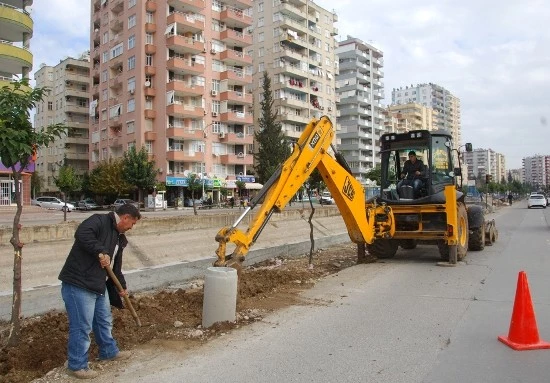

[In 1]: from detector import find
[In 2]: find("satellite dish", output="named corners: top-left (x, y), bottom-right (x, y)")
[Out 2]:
top-left (144, 80), bottom-right (151, 87)
top-left (183, 170), bottom-right (190, 176)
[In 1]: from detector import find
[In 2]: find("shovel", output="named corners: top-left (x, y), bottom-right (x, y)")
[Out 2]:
top-left (105, 265), bottom-right (141, 327)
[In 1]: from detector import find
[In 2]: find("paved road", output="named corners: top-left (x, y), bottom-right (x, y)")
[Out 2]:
top-left (54, 200), bottom-right (550, 383)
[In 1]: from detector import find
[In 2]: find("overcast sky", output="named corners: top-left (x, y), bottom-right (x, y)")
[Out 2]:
top-left (30, 0), bottom-right (549, 169)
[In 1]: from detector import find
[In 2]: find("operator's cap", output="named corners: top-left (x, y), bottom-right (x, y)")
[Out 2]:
top-left (408, 151), bottom-right (416, 156)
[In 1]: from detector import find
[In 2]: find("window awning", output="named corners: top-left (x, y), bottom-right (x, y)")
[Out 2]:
top-left (245, 182), bottom-right (263, 190)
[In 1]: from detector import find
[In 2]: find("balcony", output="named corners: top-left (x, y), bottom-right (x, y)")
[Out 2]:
top-left (109, 76), bottom-right (123, 89)
top-left (144, 131), bottom-right (157, 141)
top-left (219, 110), bottom-right (253, 124)
top-left (168, 0), bottom-right (205, 13)
top-left (167, 12), bottom-right (205, 34)
top-left (219, 49), bottom-right (252, 66)
top-left (145, 0), bottom-right (157, 12)
top-left (111, 0), bottom-right (124, 14)
top-left (145, 22), bottom-right (156, 33)
top-left (0, 5), bottom-right (33, 42)
top-left (167, 150), bottom-right (205, 162)
top-left (219, 8), bottom-right (252, 28)
top-left (145, 43), bottom-right (156, 54)
top-left (219, 153), bottom-right (253, 165)
top-left (167, 79), bottom-right (204, 97)
top-left (166, 34), bottom-right (205, 54)
top-left (144, 109), bottom-right (157, 119)
top-left (220, 28), bottom-right (253, 46)
top-left (167, 103), bottom-right (205, 118)
top-left (110, 19), bottom-right (123, 33)
top-left (166, 127), bottom-right (204, 140)
top-left (144, 86), bottom-right (155, 97)
top-left (65, 72), bottom-right (89, 85)
top-left (223, 0), bottom-right (252, 9)
top-left (219, 131), bottom-right (253, 145)
top-left (220, 90), bottom-right (252, 105)
top-left (0, 43), bottom-right (32, 75)
top-left (220, 68), bottom-right (252, 85)
top-left (167, 57), bottom-right (205, 75)
top-left (65, 104), bottom-right (88, 115)
top-left (145, 66), bottom-right (156, 76)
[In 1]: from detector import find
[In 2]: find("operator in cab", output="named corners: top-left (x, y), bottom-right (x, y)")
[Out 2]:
top-left (398, 151), bottom-right (426, 198)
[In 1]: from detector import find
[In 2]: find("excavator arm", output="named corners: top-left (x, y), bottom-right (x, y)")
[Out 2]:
top-left (214, 116), bottom-right (395, 267)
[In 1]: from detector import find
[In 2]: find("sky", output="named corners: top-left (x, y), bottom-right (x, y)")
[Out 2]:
top-left (30, 0), bottom-right (550, 169)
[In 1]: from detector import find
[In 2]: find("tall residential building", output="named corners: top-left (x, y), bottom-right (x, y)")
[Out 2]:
top-left (251, 0), bottom-right (339, 143)
top-left (384, 102), bottom-right (438, 133)
top-left (90, 0), bottom-right (254, 203)
top-left (335, 36), bottom-right (384, 181)
top-left (0, 0), bottom-right (34, 206)
top-left (463, 148), bottom-right (504, 184)
top-left (522, 155), bottom-right (550, 189)
top-left (391, 83), bottom-right (461, 146)
top-left (34, 54), bottom-right (91, 193)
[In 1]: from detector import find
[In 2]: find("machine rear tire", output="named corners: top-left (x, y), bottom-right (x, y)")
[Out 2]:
top-left (367, 239), bottom-right (398, 259)
top-left (438, 203), bottom-right (469, 261)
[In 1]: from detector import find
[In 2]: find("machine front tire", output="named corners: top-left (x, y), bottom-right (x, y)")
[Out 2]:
top-left (438, 203), bottom-right (469, 261)
top-left (400, 239), bottom-right (417, 249)
top-left (469, 219), bottom-right (485, 251)
top-left (367, 239), bottom-right (398, 259)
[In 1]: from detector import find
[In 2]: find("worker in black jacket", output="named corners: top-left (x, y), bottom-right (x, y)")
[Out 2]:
top-left (398, 151), bottom-right (426, 198)
top-left (59, 203), bottom-right (141, 379)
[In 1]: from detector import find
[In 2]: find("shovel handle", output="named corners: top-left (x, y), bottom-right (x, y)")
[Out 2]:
top-left (105, 265), bottom-right (141, 327)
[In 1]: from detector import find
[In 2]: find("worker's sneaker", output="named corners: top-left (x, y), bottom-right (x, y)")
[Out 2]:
top-left (100, 350), bottom-right (131, 361)
top-left (67, 368), bottom-right (99, 379)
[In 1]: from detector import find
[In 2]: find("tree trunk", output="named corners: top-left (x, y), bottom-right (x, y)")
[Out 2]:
top-left (7, 170), bottom-right (23, 347)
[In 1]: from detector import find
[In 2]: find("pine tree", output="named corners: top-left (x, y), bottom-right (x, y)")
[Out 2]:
top-left (254, 71), bottom-right (291, 184)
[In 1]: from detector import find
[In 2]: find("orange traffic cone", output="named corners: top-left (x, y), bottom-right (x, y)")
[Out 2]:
top-left (498, 271), bottom-right (550, 350)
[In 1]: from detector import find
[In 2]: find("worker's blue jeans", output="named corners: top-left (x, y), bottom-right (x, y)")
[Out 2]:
top-left (61, 282), bottom-right (120, 371)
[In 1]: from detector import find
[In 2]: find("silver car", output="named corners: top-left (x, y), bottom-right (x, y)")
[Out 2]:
top-left (32, 197), bottom-right (75, 212)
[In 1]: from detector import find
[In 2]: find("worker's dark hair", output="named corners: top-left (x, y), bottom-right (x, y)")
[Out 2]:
top-left (408, 151), bottom-right (416, 156)
top-left (116, 203), bottom-right (141, 219)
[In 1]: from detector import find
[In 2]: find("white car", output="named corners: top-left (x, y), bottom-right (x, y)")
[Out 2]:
top-left (32, 197), bottom-right (75, 212)
top-left (527, 194), bottom-right (546, 209)
top-left (319, 192), bottom-right (335, 205)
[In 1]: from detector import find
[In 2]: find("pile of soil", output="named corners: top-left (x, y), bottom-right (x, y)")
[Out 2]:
top-left (0, 243), bottom-right (362, 383)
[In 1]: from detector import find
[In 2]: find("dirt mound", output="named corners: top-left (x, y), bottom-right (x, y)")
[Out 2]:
top-left (0, 244), bottom-right (360, 383)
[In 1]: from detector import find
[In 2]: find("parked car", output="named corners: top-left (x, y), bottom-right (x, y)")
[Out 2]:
top-left (319, 192), bottom-right (335, 205)
top-left (527, 194), bottom-right (546, 209)
top-left (110, 198), bottom-right (139, 211)
top-left (31, 196), bottom-right (75, 212)
top-left (184, 198), bottom-right (203, 207)
top-left (77, 198), bottom-right (100, 211)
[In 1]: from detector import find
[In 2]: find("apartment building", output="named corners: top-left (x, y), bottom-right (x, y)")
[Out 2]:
top-left (391, 83), bottom-right (461, 147)
top-left (335, 36), bottom-right (384, 181)
top-left (90, 0), bottom-right (254, 202)
top-left (251, 0), bottom-right (339, 143)
top-left (522, 155), bottom-right (550, 189)
top-left (33, 54), bottom-right (91, 193)
top-left (463, 148), bottom-right (505, 185)
top-left (0, 0), bottom-right (34, 205)
top-left (384, 102), bottom-right (438, 134)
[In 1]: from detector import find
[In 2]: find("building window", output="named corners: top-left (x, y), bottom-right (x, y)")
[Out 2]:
top-left (146, 11), bottom-right (154, 24)
top-left (128, 0), bottom-right (136, 8)
top-left (258, 47), bottom-right (264, 57)
top-left (127, 120), bottom-right (135, 133)
top-left (102, 51), bottom-right (109, 63)
top-left (257, 2), bottom-right (263, 12)
top-left (128, 55), bottom-right (136, 70)
top-left (128, 35), bottom-right (135, 49)
top-left (127, 77), bottom-right (135, 92)
top-left (145, 54), bottom-right (153, 66)
top-left (258, 17), bottom-right (264, 27)
top-left (111, 42), bottom-right (123, 58)
top-left (127, 98), bottom-right (135, 112)
top-left (48, 101), bottom-right (53, 111)
top-left (102, 88), bottom-right (108, 101)
top-left (145, 141), bottom-right (153, 154)
top-left (102, 32), bottom-right (109, 44)
top-left (128, 14), bottom-right (136, 29)
top-left (101, 70), bottom-right (108, 82)
top-left (258, 32), bottom-right (264, 42)
top-left (146, 33), bottom-right (154, 45)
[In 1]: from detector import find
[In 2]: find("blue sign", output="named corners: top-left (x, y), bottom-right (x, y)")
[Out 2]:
top-left (166, 176), bottom-right (216, 188)
top-left (237, 175), bottom-right (255, 183)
